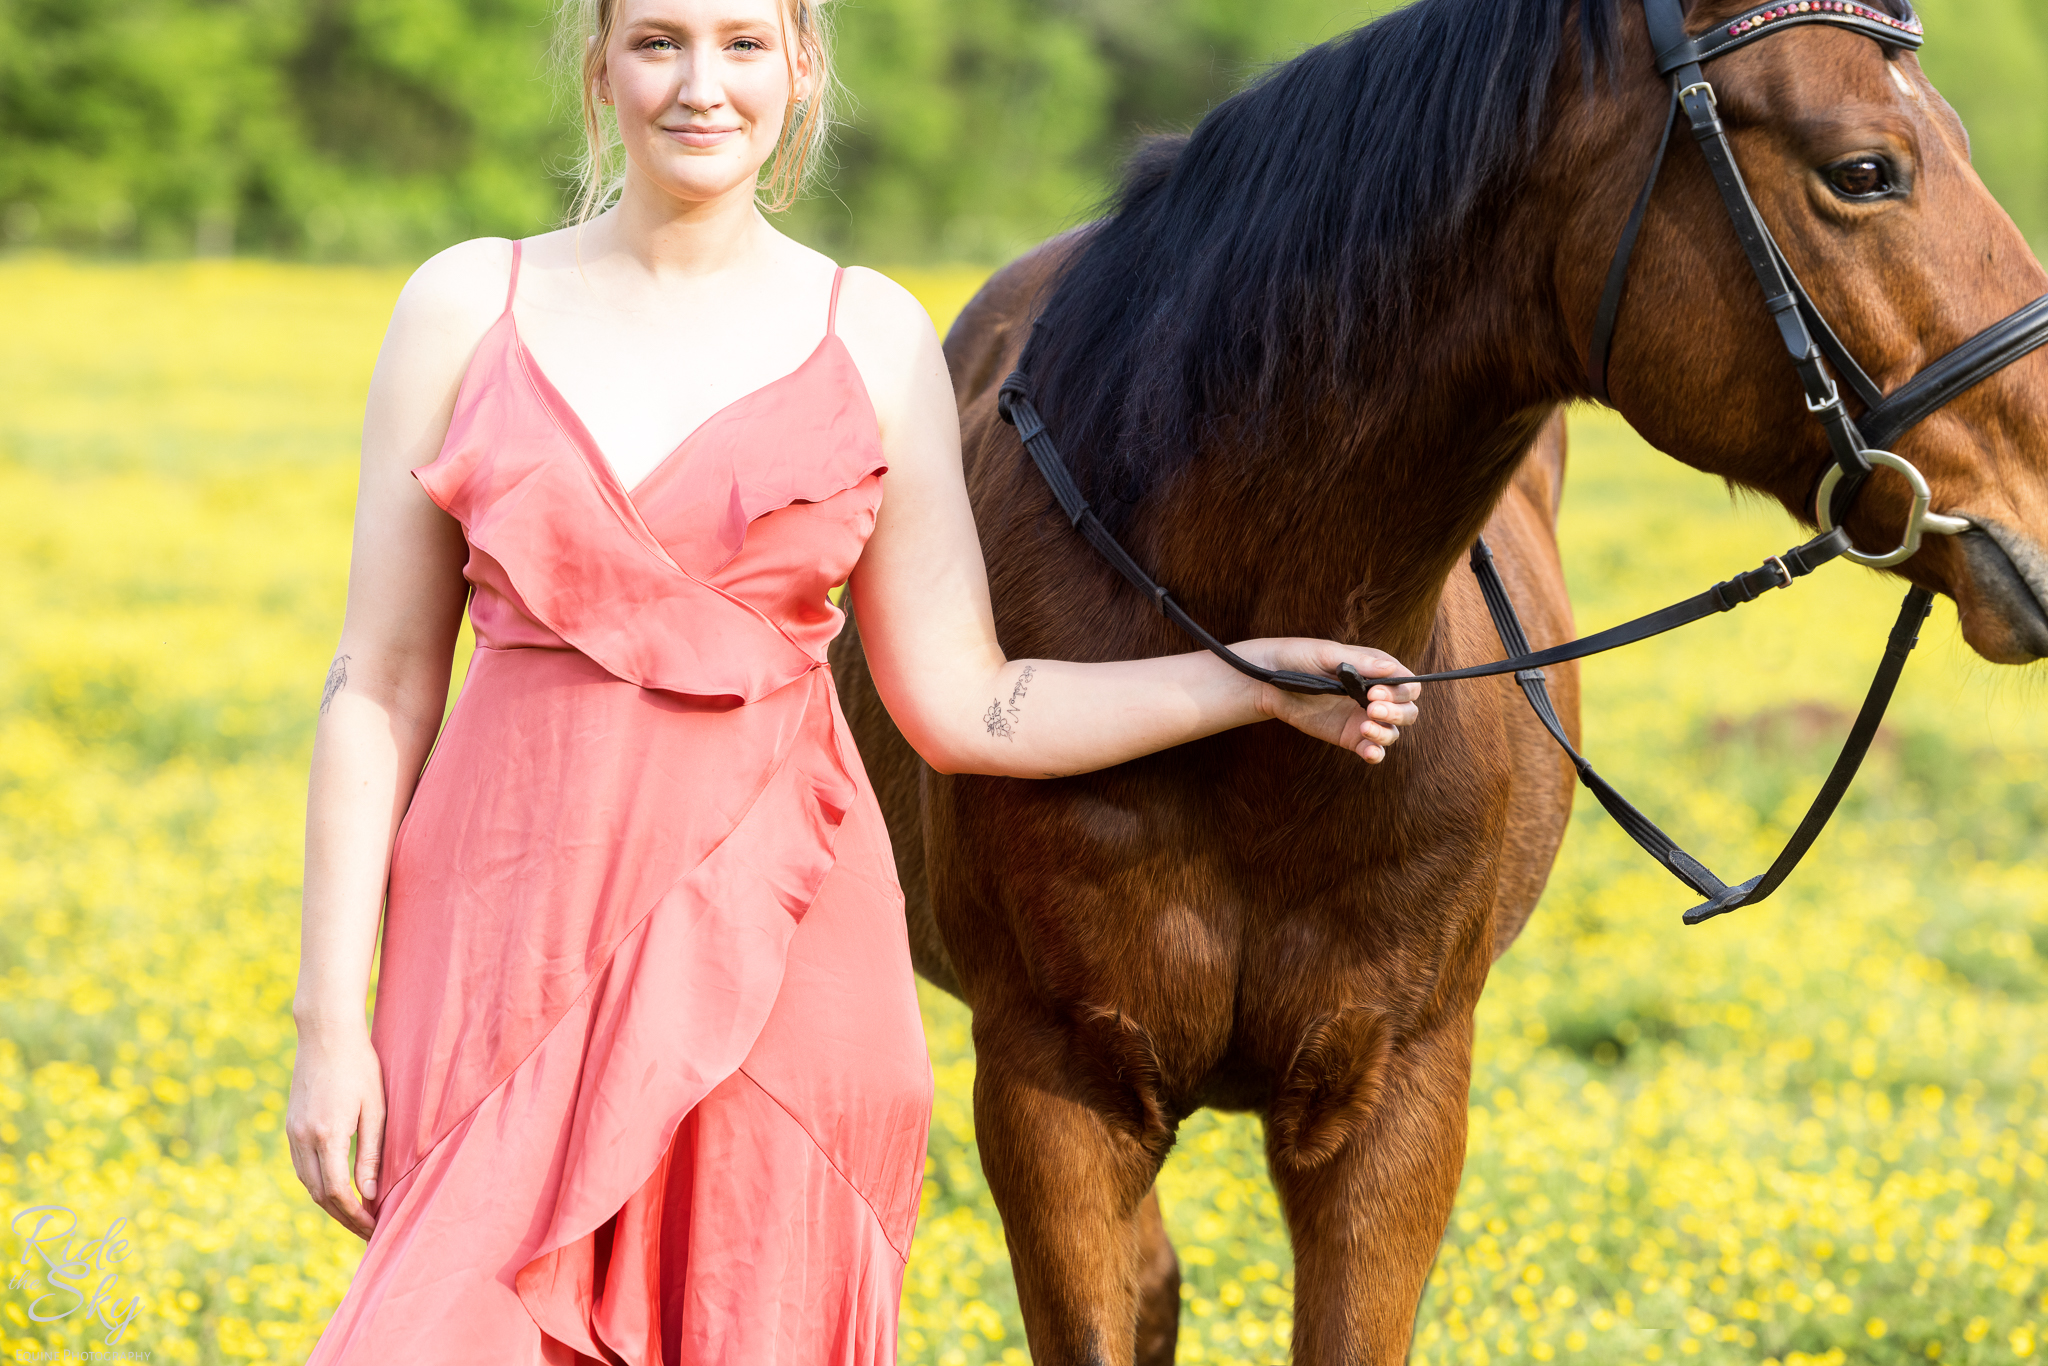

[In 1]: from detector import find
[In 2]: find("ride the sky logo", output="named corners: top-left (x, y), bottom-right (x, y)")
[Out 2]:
top-left (8, 1205), bottom-right (142, 1346)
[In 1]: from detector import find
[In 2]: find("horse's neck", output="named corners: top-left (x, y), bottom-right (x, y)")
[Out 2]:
top-left (1154, 373), bottom-right (1556, 666)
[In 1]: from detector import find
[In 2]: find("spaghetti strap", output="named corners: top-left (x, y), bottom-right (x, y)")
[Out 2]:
top-left (826, 266), bottom-right (845, 336)
top-left (503, 239), bottom-right (524, 317)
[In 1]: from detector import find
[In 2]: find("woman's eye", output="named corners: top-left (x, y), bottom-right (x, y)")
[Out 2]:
top-left (731, 38), bottom-right (764, 52)
top-left (642, 36), bottom-right (677, 51)
top-left (1825, 158), bottom-right (1894, 199)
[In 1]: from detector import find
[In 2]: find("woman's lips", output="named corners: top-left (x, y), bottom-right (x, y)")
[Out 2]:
top-left (664, 126), bottom-right (741, 148)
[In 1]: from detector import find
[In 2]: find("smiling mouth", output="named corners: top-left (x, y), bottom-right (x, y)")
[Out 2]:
top-left (664, 126), bottom-right (741, 147)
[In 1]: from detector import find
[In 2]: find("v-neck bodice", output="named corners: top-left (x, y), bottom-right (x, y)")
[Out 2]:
top-left (412, 241), bottom-right (888, 695)
top-left (514, 327), bottom-right (838, 501)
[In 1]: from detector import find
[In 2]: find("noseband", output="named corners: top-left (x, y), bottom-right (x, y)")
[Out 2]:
top-left (998, 0), bottom-right (2048, 925)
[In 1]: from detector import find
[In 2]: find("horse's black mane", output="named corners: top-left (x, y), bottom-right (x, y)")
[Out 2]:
top-left (1016, 0), bottom-right (1911, 521)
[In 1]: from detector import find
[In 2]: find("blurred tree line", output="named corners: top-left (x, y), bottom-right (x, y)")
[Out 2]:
top-left (0, 0), bottom-right (2042, 264)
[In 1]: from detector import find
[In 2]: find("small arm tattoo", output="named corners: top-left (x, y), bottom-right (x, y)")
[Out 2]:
top-left (320, 655), bottom-right (351, 714)
top-left (983, 664), bottom-right (1035, 742)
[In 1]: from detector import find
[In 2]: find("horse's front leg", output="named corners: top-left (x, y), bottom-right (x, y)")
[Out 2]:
top-left (1132, 1186), bottom-right (1182, 1366)
top-left (1268, 1005), bottom-right (1479, 1364)
top-left (972, 1005), bottom-right (1176, 1366)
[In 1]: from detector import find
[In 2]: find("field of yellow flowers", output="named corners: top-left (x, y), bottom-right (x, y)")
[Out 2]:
top-left (1, 255), bottom-right (2043, 1366)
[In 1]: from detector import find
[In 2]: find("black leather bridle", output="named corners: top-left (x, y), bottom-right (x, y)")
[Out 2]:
top-left (997, 0), bottom-right (2048, 924)
top-left (1591, 0), bottom-right (2048, 558)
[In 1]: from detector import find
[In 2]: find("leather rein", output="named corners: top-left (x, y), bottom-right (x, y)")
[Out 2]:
top-left (997, 0), bottom-right (2048, 925)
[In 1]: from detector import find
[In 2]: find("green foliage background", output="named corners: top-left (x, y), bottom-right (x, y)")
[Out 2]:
top-left (1, 0), bottom-right (2042, 264)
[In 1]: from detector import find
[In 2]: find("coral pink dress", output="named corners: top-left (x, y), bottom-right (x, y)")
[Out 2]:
top-left (308, 243), bottom-right (934, 1366)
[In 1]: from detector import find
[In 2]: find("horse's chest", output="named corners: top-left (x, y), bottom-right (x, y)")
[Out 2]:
top-left (934, 716), bottom-right (1512, 1106)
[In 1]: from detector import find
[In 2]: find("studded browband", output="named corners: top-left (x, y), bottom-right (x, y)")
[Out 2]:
top-left (1666, 0), bottom-right (1924, 74)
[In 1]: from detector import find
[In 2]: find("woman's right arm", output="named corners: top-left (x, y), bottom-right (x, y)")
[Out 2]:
top-left (286, 239), bottom-right (511, 1238)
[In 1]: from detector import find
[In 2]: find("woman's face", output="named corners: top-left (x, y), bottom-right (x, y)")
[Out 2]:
top-left (597, 0), bottom-right (806, 209)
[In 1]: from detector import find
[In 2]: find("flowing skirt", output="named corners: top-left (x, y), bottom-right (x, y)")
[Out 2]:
top-left (307, 649), bottom-right (932, 1365)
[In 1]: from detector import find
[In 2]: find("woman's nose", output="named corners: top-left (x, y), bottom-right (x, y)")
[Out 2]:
top-left (674, 49), bottom-right (725, 113)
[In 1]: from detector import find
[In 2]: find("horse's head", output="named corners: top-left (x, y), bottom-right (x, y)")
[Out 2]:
top-left (1564, 0), bottom-right (2048, 662)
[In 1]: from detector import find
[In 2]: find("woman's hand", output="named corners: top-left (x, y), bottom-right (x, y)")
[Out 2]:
top-left (1236, 638), bottom-right (1422, 763)
top-left (287, 1026), bottom-right (387, 1239)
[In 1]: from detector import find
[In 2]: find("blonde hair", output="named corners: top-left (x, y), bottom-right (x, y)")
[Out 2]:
top-left (559, 0), bottom-right (837, 222)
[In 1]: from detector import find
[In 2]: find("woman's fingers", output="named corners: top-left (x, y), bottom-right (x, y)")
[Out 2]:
top-left (1331, 695), bottom-right (1409, 760)
top-left (1352, 657), bottom-right (1419, 759)
top-left (1360, 720), bottom-right (1402, 746)
top-left (318, 1129), bottom-right (376, 1238)
top-left (1364, 682), bottom-right (1421, 713)
top-left (289, 1104), bottom-right (378, 1238)
top-left (1240, 638), bottom-right (1422, 761)
top-left (355, 1132), bottom-right (384, 1203)
top-left (1364, 698), bottom-right (1419, 727)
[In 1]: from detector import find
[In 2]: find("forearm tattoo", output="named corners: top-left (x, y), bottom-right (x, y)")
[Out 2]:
top-left (320, 655), bottom-right (351, 714)
top-left (983, 663), bottom-right (1035, 741)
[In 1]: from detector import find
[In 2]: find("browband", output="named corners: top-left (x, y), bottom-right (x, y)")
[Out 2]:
top-left (1658, 0), bottom-right (1923, 74)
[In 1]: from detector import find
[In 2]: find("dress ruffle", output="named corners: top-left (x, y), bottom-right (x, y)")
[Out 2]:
top-left (314, 768), bottom-right (927, 1366)
top-left (371, 651), bottom-right (855, 1196)
top-left (412, 313), bottom-right (887, 706)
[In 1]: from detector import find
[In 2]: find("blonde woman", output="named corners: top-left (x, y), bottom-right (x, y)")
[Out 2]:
top-left (287, 0), bottom-right (1421, 1358)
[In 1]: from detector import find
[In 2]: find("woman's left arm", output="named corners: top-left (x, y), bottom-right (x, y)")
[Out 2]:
top-left (836, 269), bottom-right (1419, 780)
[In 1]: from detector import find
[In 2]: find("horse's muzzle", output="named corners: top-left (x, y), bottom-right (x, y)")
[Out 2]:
top-left (1955, 521), bottom-right (2048, 661)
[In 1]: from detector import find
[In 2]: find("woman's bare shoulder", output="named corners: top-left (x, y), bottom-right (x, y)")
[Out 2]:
top-left (836, 266), bottom-right (935, 343)
top-left (833, 267), bottom-right (945, 419)
top-left (362, 237), bottom-right (521, 433)
top-left (386, 237), bottom-right (518, 350)
top-left (393, 235), bottom-right (516, 323)
top-left (360, 238), bottom-right (520, 479)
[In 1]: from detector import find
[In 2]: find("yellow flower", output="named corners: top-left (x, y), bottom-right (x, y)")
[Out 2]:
top-left (9, 260), bottom-right (2048, 1366)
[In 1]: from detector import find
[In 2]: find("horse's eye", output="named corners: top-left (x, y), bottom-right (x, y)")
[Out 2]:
top-left (1825, 158), bottom-right (1894, 200)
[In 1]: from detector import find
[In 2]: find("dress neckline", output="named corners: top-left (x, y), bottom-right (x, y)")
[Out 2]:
top-left (502, 240), bottom-right (850, 503)
top-left (513, 323), bottom-right (841, 502)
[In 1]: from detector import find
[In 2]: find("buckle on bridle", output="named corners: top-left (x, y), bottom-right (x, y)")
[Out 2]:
top-left (1764, 554), bottom-right (1793, 589)
top-left (1676, 80), bottom-right (1718, 112)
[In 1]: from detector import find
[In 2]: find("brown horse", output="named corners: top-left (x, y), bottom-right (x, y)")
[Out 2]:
top-left (830, 0), bottom-right (2048, 1358)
